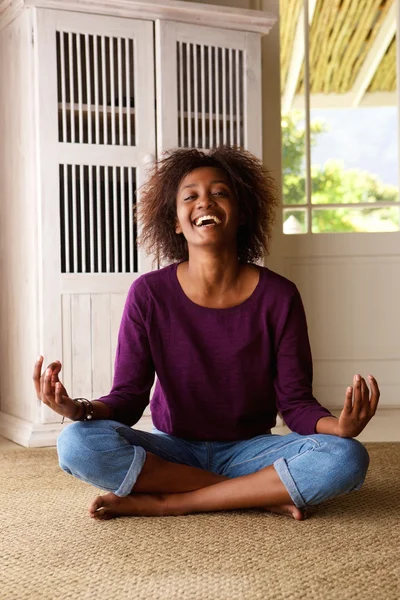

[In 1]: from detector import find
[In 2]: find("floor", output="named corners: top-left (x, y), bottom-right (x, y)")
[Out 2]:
top-left (1, 409), bottom-right (399, 450)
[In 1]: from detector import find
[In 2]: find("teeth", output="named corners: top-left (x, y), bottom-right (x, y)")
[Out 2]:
top-left (194, 214), bottom-right (222, 226)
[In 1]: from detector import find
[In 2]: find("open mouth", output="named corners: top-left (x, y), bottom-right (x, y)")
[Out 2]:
top-left (194, 214), bottom-right (222, 227)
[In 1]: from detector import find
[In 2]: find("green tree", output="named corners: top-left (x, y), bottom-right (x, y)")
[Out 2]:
top-left (282, 111), bottom-right (399, 232)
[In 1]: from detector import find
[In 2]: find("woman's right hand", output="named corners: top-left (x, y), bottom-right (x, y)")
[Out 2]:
top-left (33, 356), bottom-right (83, 421)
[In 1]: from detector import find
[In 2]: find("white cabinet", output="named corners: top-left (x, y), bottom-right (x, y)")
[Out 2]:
top-left (0, 0), bottom-right (276, 446)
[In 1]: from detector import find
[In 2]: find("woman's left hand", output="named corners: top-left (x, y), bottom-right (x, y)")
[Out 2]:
top-left (334, 374), bottom-right (380, 438)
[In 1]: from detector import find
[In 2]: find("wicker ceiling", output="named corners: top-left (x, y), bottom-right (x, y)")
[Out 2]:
top-left (280, 0), bottom-right (396, 96)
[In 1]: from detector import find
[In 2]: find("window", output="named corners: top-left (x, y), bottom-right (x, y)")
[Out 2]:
top-left (280, 0), bottom-right (400, 234)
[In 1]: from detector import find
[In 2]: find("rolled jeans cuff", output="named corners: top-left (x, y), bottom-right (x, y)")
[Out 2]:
top-left (273, 456), bottom-right (307, 509)
top-left (114, 445), bottom-right (147, 497)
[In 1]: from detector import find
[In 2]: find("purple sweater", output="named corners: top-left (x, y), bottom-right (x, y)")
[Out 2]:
top-left (98, 263), bottom-right (332, 440)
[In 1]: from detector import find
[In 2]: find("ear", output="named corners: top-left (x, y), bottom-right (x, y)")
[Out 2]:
top-left (175, 219), bottom-right (182, 234)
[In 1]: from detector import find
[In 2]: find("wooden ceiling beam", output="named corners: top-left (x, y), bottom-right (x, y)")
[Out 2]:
top-left (351, 1), bottom-right (396, 107)
top-left (281, 0), bottom-right (318, 113)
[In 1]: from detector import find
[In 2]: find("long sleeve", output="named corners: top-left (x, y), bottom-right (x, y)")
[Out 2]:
top-left (97, 278), bottom-right (155, 426)
top-left (273, 288), bottom-right (332, 435)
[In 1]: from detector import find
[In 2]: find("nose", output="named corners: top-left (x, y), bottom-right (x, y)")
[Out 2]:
top-left (196, 192), bottom-right (216, 208)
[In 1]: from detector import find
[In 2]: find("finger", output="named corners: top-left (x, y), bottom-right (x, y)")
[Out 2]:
top-left (43, 367), bottom-right (55, 402)
top-left (352, 374), bottom-right (362, 413)
top-left (55, 382), bottom-right (64, 406)
top-left (359, 377), bottom-right (370, 416)
top-left (368, 375), bottom-right (380, 415)
top-left (343, 386), bottom-right (353, 414)
top-left (33, 356), bottom-right (44, 397)
top-left (50, 361), bottom-right (62, 382)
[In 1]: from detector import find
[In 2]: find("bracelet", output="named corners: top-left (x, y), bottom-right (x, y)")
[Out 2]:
top-left (60, 398), bottom-right (94, 425)
top-left (74, 398), bottom-right (94, 421)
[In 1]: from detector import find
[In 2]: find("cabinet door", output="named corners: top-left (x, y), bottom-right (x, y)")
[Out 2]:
top-left (155, 20), bottom-right (262, 157)
top-left (35, 9), bottom-right (155, 422)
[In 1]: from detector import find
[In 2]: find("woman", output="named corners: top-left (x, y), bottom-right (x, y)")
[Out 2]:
top-left (33, 147), bottom-right (379, 521)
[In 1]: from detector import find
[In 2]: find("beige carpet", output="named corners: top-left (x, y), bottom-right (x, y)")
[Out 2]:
top-left (2, 443), bottom-right (399, 600)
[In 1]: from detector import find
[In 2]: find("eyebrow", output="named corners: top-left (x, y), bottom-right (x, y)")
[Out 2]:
top-left (181, 179), bottom-right (230, 190)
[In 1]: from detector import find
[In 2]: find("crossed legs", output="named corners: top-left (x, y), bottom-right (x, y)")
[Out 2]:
top-left (57, 421), bottom-right (369, 522)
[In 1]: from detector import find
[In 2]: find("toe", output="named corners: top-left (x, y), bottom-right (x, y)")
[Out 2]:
top-left (88, 495), bottom-right (104, 515)
top-left (93, 508), bottom-right (108, 520)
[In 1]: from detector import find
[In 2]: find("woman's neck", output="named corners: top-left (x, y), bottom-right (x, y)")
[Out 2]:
top-left (176, 257), bottom-right (260, 309)
top-left (181, 255), bottom-right (242, 296)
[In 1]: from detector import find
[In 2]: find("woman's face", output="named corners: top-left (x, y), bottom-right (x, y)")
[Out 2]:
top-left (175, 166), bottom-right (242, 253)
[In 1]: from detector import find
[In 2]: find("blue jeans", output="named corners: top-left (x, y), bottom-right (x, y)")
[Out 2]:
top-left (57, 420), bottom-right (370, 509)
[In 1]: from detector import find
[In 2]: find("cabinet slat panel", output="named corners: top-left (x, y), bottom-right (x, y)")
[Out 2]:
top-left (130, 39), bottom-right (136, 147)
top-left (71, 165), bottom-right (78, 272)
top-left (100, 36), bottom-right (107, 145)
top-left (193, 44), bottom-right (199, 148)
top-left (200, 44), bottom-right (205, 149)
top-left (110, 38), bottom-right (116, 145)
top-left (105, 165), bottom-right (110, 272)
top-left (208, 45), bottom-right (213, 148)
top-left (60, 164), bottom-right (137, 274)
top-left (166, 25), bottom-right (250, 152)
top-left (79, 165), bottom-right (86, 273)
top-left (222, 47), bottom-right (227, 144)
top-left (76, 34), bottom-right (84, 142)
top-left (58, 33), bottom-right (68, 141)
top-left (117, 38), bottom-right (124, 146)
top-left (235, 48), bottom-right (240, 145)
top-left (91, 294), bottom-right (112, 399)
top-left (61, 164), bottom-right (70, 273)
top-left (229, 48), bottom-right (234, 145)
top-left (186, 43), bottom-right (192, 147)
top-left (128, 166), bottom-right (135, 273)
top-left (112, 166), bottom-right (119, 272)
top-left (93, 35), bottom-right (100, 143)
top-left (125, 38), bottom-right (131, 146)
top-left (178, 41), bottom-right (184, 147)
top-left (215, 47), bottom-right (220, 145)
top-left (85, 34), bottom-right (92, 144)
top-left (95, 165), bottom-right (102, 272)
top-left (88, 165), bottom-right (95, 272)
top-left (56, 27), bottom-right (139, 148)
top-left (68, 33), bottom-right (75, 143)
top-left (121, 166), bottom-right (126, 273)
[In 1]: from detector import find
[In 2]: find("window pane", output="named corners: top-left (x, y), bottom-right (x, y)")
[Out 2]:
top-left (312, 207), bottom-right (400, 234)
top-left (309, 31), bottom-right (399, 232)
top-left (280, 0), bottom-right (399, 234)
top-left (283, 208), bottom-right (307, 234)
top-left (282, 111), bottom-right (307, 205)
top-left (310, 107), bottom-right (399, 206)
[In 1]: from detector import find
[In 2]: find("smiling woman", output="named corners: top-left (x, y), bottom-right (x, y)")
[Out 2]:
top-left (36, 145), bottom-right (379, 522)
top-left (138, 146), bottom-right (278, 265)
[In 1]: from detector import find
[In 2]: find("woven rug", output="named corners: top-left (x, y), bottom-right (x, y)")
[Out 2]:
top-left (1, 443), bottom-right (399, 600)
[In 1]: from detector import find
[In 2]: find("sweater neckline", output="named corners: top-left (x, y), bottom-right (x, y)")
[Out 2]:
top-left (171, 262), bottom-right (265, 312)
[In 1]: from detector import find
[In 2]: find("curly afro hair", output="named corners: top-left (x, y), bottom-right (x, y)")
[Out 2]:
top-left (138, 146), bottom-right (279, 264)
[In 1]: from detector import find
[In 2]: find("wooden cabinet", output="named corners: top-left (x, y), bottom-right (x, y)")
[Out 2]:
top-left (0, 0), bottom-right (276, 446)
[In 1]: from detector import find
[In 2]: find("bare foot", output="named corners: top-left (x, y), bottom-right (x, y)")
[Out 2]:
top-left (88, 492), bottom-right (171, 520)
top-left (88, 494), bottom-right (306, 521)
top-left (263, 503), bottom-right (306, 520)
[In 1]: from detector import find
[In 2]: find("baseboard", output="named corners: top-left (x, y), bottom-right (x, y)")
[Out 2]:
top-left (0, 412), bottom-right (155, 448)
top-left (1, 409), bottom-right (399, 447)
